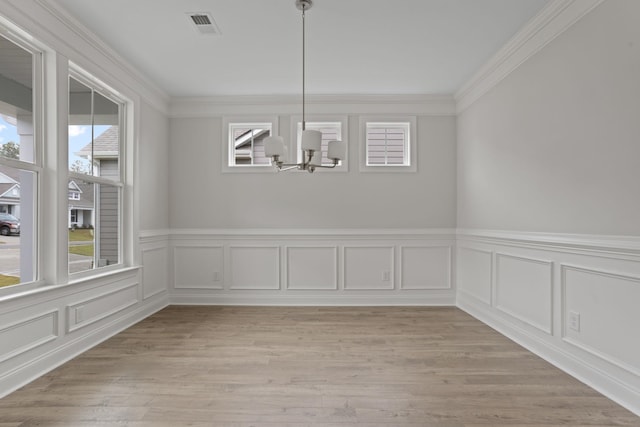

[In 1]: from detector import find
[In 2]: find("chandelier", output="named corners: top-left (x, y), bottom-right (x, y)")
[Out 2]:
top-left (263, 0), bottom-right (346, 173)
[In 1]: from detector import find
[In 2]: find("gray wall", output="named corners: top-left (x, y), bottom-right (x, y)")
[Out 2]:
top-left (139, 101), bottom-right (170, 231)
top-left (457, 0), bottom-right (640, 236)
top-left (169, 114), bottom-right (456, 229)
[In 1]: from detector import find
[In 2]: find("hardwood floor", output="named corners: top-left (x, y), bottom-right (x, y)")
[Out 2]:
top-left (0, 306), bottom-right (638, 426)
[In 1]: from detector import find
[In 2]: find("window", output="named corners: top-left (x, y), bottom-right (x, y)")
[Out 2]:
top-left (221, 116), bottom-right (281, 172)
top-left (68, 73), bottom-right (123, 274)
top-left (0, 32), bottom-right (41, 288)
top-left (0, 19), bottom-right (133, 295)
top-left (360, 117), bottom-right (417, 172)
top-left (292, 116), bottom-right (348, 171)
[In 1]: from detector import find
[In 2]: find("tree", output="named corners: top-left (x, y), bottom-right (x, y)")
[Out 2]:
top-left (70, 160), bottom-right (90, 174)
top-left (0, 141), bottom-right (19, 159)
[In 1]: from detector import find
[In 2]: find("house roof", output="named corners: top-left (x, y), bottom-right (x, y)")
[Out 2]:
top-left (76, 126), bottom-right (119, 159)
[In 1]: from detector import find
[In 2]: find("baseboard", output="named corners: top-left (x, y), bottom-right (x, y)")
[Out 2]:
top-left (171, 292), bottom-right (455, 306)
top-left (0, 295), bottom-right (169, 399)
top-left (457, 291), bottom-right (640, 417)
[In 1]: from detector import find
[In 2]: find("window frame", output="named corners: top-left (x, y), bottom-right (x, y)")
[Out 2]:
top-left (0, 25), bottom-right (45, 296)
top-left (67, 67), bottom-right (127, 279)
top-left (359, 116), bottom-right (417, 173)
top-left (222, 116), bottom-right (279, 173)
top-left (290, 115), bottom-right (349, 172)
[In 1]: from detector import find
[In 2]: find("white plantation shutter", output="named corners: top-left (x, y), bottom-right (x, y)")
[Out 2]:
top-left (297, 122), bottom-right (342, 166)
top-left (366, 123), bottom-right (410, 166)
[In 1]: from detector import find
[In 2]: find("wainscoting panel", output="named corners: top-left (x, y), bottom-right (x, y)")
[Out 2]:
top-left (344, 246), bottom-right (394, 290)
top-left (67, 283), bottom-right (139, 333)
top-left (456, 229), bottom-right (640, 417)
top-left (0, 310), bottom-right (58, 364)
top-left (141, 245), bottom-right (169, 299)
top-left (495, 253), bottom-right (553, 334)
top-left (562, 265), bottom-right (640, 377)
top-left (229, 246), bottom-right (280, 290)
top-left (174, 245), bottom-right (224, 289)
top-left (399, 246), bottom-right (451, 290)
top-left (456, 247), bottom-right (492, 304)
top-left (286, 246), bottom-right (338, 290)
top-left (169, 229), bottom-right (456, 305)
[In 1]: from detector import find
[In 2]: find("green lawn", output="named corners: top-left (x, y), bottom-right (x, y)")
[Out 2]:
top-left (0, 274), bottom-right (20, 287)
top-left (68, 244), bottom-right (94, 257)
top-left (69, 228), bottom-right (94, 242)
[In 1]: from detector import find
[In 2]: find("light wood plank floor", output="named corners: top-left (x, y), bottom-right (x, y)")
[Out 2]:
top-left (0, 306), bottom-right (638, 426)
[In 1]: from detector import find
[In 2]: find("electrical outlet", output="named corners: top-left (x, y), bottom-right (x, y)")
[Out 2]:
top-left (568, 311), bottom-right (580, 332)
top-left (382, 271), bottom-right (391, 282)
top-left (76, 306), bottom-right (84, 323)
top-left (213, 271), bottom-right (220, 282)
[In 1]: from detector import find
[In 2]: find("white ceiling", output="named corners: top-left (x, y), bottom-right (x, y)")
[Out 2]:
top-left (53, 0), bottom-right (549, 98)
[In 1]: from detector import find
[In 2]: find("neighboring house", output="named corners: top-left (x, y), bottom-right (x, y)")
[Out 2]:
top-left (0, 165), bottom-right (21, 217)
top-left (0, 163), bottom-right (94, 227)
top-left (233, 128), bottom-right (270, 165)
top-left (68, 179), bottom-right (94, 228)
top-left (75, 125), bottom-right (119, 265)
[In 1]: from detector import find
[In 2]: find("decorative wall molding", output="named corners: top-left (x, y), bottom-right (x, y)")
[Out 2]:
top-left (286, 246), bottom-right (339, 290)
top-left (400, 246), bottom-right (452, 290)
top-left (173, 245), bottom-right (224, 290)
top-left (66, 283), bottom-right (139, 333)
top-left (141, 245), bottom-right (169, 300)
top-left (343, 246), bottom-right (395, 290)
top-left (455, 0), bottom-right (606, 113)
top-left (561, 264), bottom-right (640, 378)
top-left (171, 293), bottom-right (455, 307)
top-left (495, 253), bottom-right (553, 335)
top-left (169, 228), bottom-right (456, 305)
top-left (457, 228), bottom-right (640, 256)
top-left (457, 291), bottom-right (640, 418)
top-left (0, 297), bottom-right (167, 400)
top-left (456, 247), bottom-right (493, 305)
top-left (170, 94), bottom-right (456, 118)
top-left (171, 228), bottom-right (456, 239)
top-left (457, 230), bottom-right (640, 417)
top-left (229, 246), bottom-right (280, 290)
top-left (0, 310), bottom-right (58, 365)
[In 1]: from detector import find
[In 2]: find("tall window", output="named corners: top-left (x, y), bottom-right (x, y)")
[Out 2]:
top-left (360, 117), bottom-right (417, 172)
top-left (0, 33), bottom-right (40, 288)
top-left (68, 74), bottom-right (123, 274)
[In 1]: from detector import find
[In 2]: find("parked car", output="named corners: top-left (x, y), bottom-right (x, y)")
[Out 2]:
top-left (0, 213), bottom-right (20, 236)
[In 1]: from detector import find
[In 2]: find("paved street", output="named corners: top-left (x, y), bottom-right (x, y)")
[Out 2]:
top-left (0, 235), bottom-right (93, 277)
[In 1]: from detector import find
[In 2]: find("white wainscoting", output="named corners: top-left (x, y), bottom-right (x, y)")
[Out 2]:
top-left (169, 229), bottom-right (456, 305)
top-left (495, 253), bottom-right (553, 334)
top-left (174, 245), bottom-right (224, 290)
top-left (0, 234), bottom-right (170, 399)
top-left (0, 310), bottom-right (58, 365)
top-left (286, 246), bottom-right (338, 290)
top-left (456, 229), bottom-right (640, 417)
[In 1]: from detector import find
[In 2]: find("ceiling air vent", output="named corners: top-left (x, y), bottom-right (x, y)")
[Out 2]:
top-left (186, 12), bottom-right (221, 35)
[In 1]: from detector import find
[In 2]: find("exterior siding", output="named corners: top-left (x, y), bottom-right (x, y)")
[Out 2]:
top-left (98, 160), bottom-right (118, 265)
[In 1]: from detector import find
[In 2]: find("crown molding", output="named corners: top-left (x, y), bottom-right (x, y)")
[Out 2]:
top-left (455, 0), bottom-right (605, 114)
top-left (169, 94), bottom-right (456, 118)
top-left (32, 0), bottom-right (170, 114)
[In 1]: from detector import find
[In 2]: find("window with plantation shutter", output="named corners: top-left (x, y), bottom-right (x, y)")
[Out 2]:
top-left (291, 116), bottom-right (348, 171)
top-left (221, 116), bottom-right (278, 173)
top-left (366, 123), bottom-right (409, 166)
top-left (295, 122), bottom-right (341, 166)
top-left (360, 117), bottom-right (416, 172)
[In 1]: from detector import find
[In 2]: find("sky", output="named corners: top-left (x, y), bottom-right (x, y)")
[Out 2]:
top-left (0, 115), bottom-right (108, 168)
